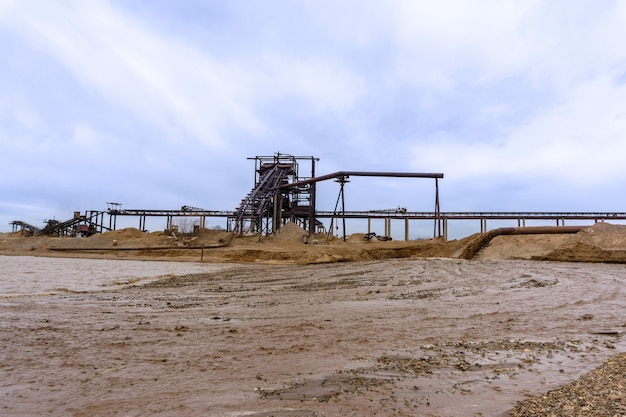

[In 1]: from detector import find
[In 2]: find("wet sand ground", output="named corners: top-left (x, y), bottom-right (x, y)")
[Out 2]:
top-left (1, 258), bottom-right (625, 416)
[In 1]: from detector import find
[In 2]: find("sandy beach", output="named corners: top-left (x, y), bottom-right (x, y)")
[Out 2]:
top-left (1, 224), bottom-right (625, 416)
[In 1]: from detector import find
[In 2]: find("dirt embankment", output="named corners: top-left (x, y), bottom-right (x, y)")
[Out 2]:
top-left (0, 223), bottom-right (465, 263)
top-left (4, 221), bottom-right (626, 264)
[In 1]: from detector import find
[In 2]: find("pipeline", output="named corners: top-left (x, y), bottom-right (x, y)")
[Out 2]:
top-left (49, 233), bottom-right (235, 252)
top-left (460, 226), bottom-right (587, 260)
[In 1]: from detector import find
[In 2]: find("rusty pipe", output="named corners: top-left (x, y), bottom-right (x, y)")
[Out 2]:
top-left (461, 225), bottom-right (587, 260)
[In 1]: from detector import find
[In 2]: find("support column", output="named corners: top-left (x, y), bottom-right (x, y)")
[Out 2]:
top-left (308, 157), bottom-right (317, 237)
top-left (341, 178), bottom-right (347, 241)
top-left (434, 178), bottom-right (441, 238)
top-left (404, 218), bottom-right (409, 241)
top-left (272, 194), bottom-right (280, 234)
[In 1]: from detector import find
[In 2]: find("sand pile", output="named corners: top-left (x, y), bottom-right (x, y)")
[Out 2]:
top-left (532, 223), bottom-right (626, 263)
top-left (102, 227), bottom-right (147, 239)
top-left (4, 221), bottom-right (626, 264)
top-left (512, 352), bottom-right (626, 417)
top-left (576, 221), bottom-right (626, 248)
top-left (475, 222), bottom-right (626, 263)
top-left (477, 234), bottom-right (574, 260)
top-left (270, 222), bottom-right (308, 243)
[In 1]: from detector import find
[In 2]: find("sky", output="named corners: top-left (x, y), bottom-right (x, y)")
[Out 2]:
top-left (1, 0), bottom-right (626, 238)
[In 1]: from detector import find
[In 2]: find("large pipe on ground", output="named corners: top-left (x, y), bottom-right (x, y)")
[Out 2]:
top-left (460, 226), bottom-right (587, 260)
top-left (49, 233), bottom-right (235, 252)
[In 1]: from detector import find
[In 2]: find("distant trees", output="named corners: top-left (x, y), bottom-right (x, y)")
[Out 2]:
top-left (172, 218), bottom-right (224, 234)
top-left (172, 217), bottom-right (198, 234)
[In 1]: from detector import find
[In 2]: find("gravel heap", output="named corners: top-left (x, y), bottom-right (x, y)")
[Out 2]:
top-left (511, 352), bottom-right (625, 417)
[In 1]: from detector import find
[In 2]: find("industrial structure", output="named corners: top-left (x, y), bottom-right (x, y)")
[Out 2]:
top-left (9, 152), bottom-right (626, 240)
top-left (229, 153), bottom-right (443, 239)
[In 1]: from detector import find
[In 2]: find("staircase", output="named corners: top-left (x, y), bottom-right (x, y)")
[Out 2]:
top-left (232, 163), bottom-right (294, 234)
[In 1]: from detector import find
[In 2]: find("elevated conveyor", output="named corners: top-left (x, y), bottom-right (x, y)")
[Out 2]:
top-left (9, 221), bottom-right (40, 236)
top-left (38, 211), bottom-right (103, 237)
top-left (232, 162), bottom-right (296, 235)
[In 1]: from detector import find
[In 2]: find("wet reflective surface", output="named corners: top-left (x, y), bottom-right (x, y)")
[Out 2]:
top-left (1, 258), bottom-right (624, 416)
top-left (0, 255), bottom-right (231, 296)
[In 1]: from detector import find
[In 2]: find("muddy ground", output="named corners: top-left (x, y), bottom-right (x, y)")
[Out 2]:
top-left (1, 223), bottom-right (625, 416)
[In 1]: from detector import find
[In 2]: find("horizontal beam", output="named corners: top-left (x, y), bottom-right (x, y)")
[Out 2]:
top-left (104, 209), bottom-right (626, 221)
top-left (109, 209), bottom-right (234, 217)
top-left (277, 171), bottom-right (444, 189)
top-left (316, 211), bottom-right (626, 220)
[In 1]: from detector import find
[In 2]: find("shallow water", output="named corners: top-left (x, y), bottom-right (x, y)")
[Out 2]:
top-left (0, 255), bottom-right (230, 296)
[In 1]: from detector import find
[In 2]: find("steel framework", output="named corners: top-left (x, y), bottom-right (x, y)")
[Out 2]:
top-left (277, 170), bottom-right (444, 239)
top-left (229, 153), bottom-right (319, 235)
top-left (11, 153), bottom-right (626, 240)
top-left (226, 153), bottom-right (444, 238)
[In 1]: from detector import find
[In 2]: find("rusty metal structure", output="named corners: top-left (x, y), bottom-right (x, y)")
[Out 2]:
top-left (276, 170), bottom-right (444, 240)
top-left (229, 153), bottom-right (319, 235)
top-left (10, 220), bottom-right (39, 236)
top-left (11, 212), bottom-right (104, 237)
top-left (40, 211), bottom-right (103, 237)
top-left (227, 153), bottom-right (444, 238)
top-left (9, 152), bottom-right (626, 240)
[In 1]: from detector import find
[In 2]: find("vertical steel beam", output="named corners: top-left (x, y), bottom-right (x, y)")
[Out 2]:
top-left (308, 157), bottom-right (316, 237)
top-left (340, 177), bottom-right (347, 241)
top-left (434, 178), bottom-right (441, 238)
top-left (405, 218), bottom-right (409, 241)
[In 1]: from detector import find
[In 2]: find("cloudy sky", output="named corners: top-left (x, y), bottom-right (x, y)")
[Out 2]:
top-left (1, 1), bottom-right (626, 237)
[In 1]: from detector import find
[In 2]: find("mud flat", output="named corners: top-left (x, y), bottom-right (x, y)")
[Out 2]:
top-left (1, 258), bottom-right (625, 416)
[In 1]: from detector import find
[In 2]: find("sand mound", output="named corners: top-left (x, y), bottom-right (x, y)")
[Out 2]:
top-left (4, 221), bottom-right (626, 264)
top-left (271, 222), bottom-right (307, 242)
top-left (477, 234), bottom-right (573, 260)
top-left (472, 222), bottom-right (626, 262)
top-left (576, 222), bottom-right (626, 249)
top-left (103, 227), bottom-right (147, 239)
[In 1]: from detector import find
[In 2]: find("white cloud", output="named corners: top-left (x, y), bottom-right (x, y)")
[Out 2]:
top-left (410, 70), bottom-right (626, 186)
top-left (258, 53), bottom-right (365, 114)
top-left (1, 0), bottom-right (266, 149)
top-left (71, 125), bottom-right (107, 151)
top-left (1, 0), bottom-right (371, 153)
top-left (2, 0), bottom-right (626, 230)
top-left (386, 1), bottom-right (539, 84)
top-left (390, 1), bottom-right (626, 191)
top-left (383, 1), bottom-right (626, 93)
